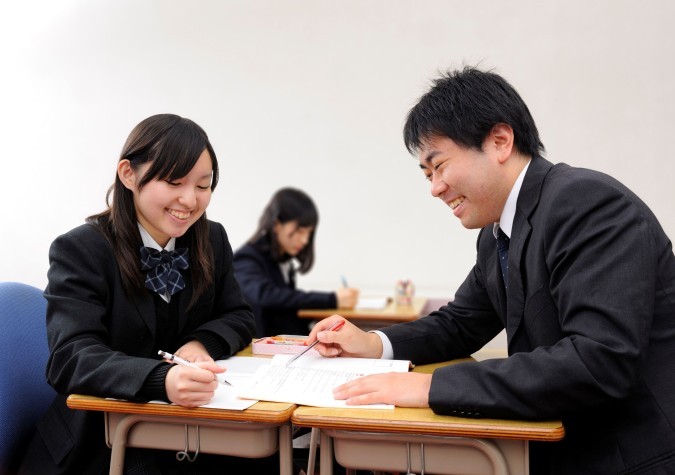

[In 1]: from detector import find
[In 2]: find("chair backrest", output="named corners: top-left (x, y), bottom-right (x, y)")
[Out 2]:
top-left (0, 282), bottom-right (56, 475)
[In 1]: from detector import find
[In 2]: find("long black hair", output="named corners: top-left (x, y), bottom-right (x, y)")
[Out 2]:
top-left (247, 187), bottom-right (319, 274)
top-left (87, 114), bottom-right (219, 307)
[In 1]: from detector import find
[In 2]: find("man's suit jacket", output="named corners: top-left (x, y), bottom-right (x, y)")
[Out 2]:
top-left (21, 220), bottom-right (255, 474)
top-left (233, 242), bottom-right (336, 337)
top-left (382, 157), bottom-right (675, 473)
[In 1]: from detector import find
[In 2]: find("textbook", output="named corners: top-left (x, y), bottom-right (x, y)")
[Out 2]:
top-left (237, 353), bottom-right (412, 409)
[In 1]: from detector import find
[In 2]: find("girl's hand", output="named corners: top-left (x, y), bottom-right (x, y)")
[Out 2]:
top-left (336, 287), bottom-right (360, 309)
top-left (165, 360), bottom-right (224, 407)
top-left (174, 340), bottom-right (214, 363)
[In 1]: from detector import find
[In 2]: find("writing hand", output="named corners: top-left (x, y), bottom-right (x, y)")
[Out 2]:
top-left (165, 360), bottom-right (224, 407)
top-left (174, 340), bottom-right (214, 363)
top-left (306, 316), bottom-right (383, 359)
top-left (336, 287), bottom-right (360, 309)
top-left (332, 372), bottom-right (432, 407)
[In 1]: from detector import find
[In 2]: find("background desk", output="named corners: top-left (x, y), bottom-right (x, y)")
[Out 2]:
top-left (298, 296), bottom-right (427, 331)
top-left (68, 393), bottom-right (296, 475)
top-left (292, 360), bottom-right (564, 475)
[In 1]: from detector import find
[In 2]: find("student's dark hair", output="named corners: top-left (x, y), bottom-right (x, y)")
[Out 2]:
top-left (87, 114), bottom-right (219, 308)
top-left (248, 187), bottom-right (319, 274)
top-left (403, 66), bottom-right (545, 158)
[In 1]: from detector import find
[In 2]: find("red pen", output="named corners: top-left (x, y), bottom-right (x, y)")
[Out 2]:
top-left (285, 319), bottom-right (346, 366)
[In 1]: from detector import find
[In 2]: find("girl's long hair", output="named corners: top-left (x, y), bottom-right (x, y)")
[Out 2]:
top-left (87, 114), bottom-right (219, 307)
top-left (248, 187), bottom-right (318, 273)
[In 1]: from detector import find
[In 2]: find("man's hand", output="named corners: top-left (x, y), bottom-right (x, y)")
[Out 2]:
top-left (307, 316), bottom-right (383, 358)
top-left (333, 372), bottom-right (432, 407)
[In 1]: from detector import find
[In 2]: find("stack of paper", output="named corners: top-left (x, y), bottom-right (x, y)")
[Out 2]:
top-left (236, 354), bottom-right (411, 409)
top-left (355, 297), bottom-right (390, 310)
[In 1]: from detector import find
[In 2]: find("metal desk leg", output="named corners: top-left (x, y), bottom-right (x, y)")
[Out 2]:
top-left (108, 414), bottom-right (147, 475)
top-left (320, 428), bottom-right (334, 475)
top-left (307, 427), bottom-right (319, 475)
top-left (279, 422), bottom-right (293, 475)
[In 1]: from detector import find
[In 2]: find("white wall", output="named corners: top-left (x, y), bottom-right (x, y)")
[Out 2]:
top-left (2, 1), bottom-right (674, 320)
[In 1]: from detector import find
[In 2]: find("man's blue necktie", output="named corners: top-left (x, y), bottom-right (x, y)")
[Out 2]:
top-left (497, 229), bottom-right (510, 289)
top-left (140, 246), bottom-right (189, 296)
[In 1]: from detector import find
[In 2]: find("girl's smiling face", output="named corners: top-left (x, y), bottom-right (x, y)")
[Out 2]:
top-left (118, 149), bottom-right (213, 247)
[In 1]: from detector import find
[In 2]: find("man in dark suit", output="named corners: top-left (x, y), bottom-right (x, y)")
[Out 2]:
top-left (308, 67), bottom-right (675, 473)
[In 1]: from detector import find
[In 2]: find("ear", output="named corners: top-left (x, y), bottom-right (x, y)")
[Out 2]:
top-left (485, 123), bottom-right (514, 164)
top-left (117, 159), bottom-right (137, 191)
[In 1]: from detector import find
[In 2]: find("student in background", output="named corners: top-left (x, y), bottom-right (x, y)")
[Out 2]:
top-left (308, 67), bottom-right (675, 474)
top-left (20, 114), bottom-right (277, 474)
top-left (234, 187), bottom-right (359, 337)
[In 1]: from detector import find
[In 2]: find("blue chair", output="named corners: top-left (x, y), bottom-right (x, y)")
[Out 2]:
top-left (0, 282), bottom-right (56, 475)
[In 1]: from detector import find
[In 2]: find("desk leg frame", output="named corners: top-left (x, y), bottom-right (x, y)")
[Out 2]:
top-left (320, 430), bottom-right (514, 475)
top-left (106, 414), bottom-right (293, 475)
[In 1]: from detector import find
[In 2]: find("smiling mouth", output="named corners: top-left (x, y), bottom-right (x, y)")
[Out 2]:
top-left (448, 197), bottom-right (465, 209)
top-left (168, 209), bottom-right (191, 220)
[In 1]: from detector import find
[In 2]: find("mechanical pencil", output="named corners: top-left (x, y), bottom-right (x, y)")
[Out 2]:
top-left (158, 350), bottom-right (232, 386)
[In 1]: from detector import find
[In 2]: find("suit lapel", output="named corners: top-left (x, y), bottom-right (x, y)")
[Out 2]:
top-left (506, 219), bottom-right (530, 343)
top-left (506, 157), bottom-right (554, 349)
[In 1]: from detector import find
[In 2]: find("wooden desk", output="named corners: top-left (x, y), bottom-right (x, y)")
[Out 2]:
top-left (68, 376), bottom-right (295, 475)
top-left (298, 297), bottom-right (427, 330)
top-left (292, 360), bottom-right (564, 475)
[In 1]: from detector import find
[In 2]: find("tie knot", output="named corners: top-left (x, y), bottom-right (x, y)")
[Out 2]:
top-left (140, 247), bottom-right (189, 271)
top-left (497, 228), bottom-right (510, 251)
top-left (140, 246), bottom-right (189, 296)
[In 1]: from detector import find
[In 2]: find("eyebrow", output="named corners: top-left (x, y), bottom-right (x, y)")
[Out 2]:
top-left (418, 150), bottom-right (440, 169)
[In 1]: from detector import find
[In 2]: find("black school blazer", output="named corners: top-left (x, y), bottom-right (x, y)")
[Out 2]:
top-left (22, 220), bottom-right (255, 474)
top-left (382, 157), bottom-right (675, 474)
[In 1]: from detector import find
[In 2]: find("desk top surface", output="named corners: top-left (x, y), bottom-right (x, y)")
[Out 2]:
top-left (67, 394), bottom-right (296, 424)
top-left (67, 348), bottom-right (563, 441)
top-left (298, 296), bottom-right (427, 321)
top-left (292, 357), bottom-right (564, 442)
top-left (291, 405), bottom-right (564, 442)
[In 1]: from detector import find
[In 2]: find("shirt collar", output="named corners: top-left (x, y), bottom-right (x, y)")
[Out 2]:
top-left (493, 160), bottom-right (531, 239)
top-left (138, 224), bottom-right (176, 252)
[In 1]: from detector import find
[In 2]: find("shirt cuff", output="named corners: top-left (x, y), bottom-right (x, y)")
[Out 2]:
top-left (372, 330), bottom-right (394, 359)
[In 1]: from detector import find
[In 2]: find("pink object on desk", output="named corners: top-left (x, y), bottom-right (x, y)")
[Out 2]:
top-left (251, 335), bottom-right (319, 356)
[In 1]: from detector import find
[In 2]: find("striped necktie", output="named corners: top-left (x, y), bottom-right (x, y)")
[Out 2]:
top-left (497, 229), bottom-right (510, 289)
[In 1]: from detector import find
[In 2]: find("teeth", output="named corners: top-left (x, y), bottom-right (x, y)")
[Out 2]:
top-left (449, 197), bottom-right (465, 209)
top-left (168, 209), bottom-right (190, 220)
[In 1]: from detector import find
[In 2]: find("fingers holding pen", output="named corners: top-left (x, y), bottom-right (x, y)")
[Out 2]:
top-left (165, 363), bottom-right (220, 407)
top-left (306, 316), bottom-right (346, 357)
top-left (307, 316), bottom-right (383, 359)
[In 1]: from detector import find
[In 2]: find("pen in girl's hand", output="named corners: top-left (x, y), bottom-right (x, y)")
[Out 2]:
top-left (158, 350), bottom-right (232, 386)
top-left (285, 319), bottom-right (346, 366)
top-left (340, 275), bottom-right (349, 288)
